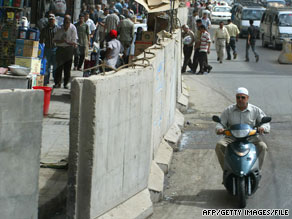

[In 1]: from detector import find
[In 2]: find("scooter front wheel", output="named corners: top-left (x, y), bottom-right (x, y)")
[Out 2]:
top-left (238, 177), bottom-right (246, 208)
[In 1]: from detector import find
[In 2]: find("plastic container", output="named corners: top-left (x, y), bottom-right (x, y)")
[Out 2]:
top-left (33, 86), bottom-right (52, 115)
top-left (18, 27), bottom-right (28, 39)
top-left (27, 28), bottom-right (40, 41)
top-left (40, 58), bottom-right (46, 75)
top-left (38, 43), bottom-right (44, 59)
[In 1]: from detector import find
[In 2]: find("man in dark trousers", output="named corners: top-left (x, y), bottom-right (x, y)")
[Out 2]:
top-left (53, 15), bottom-right (78, 89)
top-left (246, 19), bottom-right (259, 62)
top-left (198, 25), bottom-right (212, 74)
top-left (181, 24), bottom-right (195, 73)
top-left (40, 13), bottom-right (58, 86)
top-left (74, 13), bottom-right (90, 71)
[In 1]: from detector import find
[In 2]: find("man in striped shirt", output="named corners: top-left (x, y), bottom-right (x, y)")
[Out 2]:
top-left (40, 14), bottom-right (58, 86)
top-left (198, 25), bottom-right (212, 74)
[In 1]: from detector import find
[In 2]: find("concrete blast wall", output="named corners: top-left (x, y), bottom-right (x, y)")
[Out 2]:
top-left (68, 68), bottom-right (154, 218)
top-left (0, 89), bottom-right (43, 219)
top-left (149, 30), bottom-right (181, 155)
top-left (68, 28), bottom-right (184, 218)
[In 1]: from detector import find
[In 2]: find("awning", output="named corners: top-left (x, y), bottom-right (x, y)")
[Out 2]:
top-left (134, 0), bottom-right (179, 13)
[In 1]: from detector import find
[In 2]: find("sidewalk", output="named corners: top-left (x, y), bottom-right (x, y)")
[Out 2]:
top-left (38, 70), bottom-right (83, 219)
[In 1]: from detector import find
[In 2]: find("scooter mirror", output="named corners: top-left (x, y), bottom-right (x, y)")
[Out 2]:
top-left (212, 115), bottom-right (221, 123)
top-left (261, 116), bottom-right (272, 124)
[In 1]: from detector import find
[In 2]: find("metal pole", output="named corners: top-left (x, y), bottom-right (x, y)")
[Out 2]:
top-left (170, 0), bottom-right (173, 33)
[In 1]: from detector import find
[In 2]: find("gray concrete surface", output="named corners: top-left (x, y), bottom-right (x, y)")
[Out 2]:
top-left (0, 89), bottom-right (43, 219)
top-left (69, 68), bottom-right (154, 219)
top-left (150, 27), bottom-right (292, 218)
top-left (67, 29), bottom-right (183, 219)
top-left (0, 74), bottom-right (30, 89)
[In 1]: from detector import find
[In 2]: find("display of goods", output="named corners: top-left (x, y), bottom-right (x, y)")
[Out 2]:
top-left (13, 0), bottom-right (23, 7)
top-left (18, 27), bottom-right (28, 39)
top-left (27, 28), bottom-right (40, 41)
top-left (3, 0), bottom-right (12, 6)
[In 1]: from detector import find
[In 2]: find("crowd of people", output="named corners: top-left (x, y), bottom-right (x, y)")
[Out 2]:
top-left (182, 3), bottom-right (260, 74)
top-left (39, 1), bottom-right (146, 88)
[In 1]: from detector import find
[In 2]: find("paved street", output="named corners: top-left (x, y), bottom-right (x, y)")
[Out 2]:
top-left (150, 34), bottom-right (292, 218)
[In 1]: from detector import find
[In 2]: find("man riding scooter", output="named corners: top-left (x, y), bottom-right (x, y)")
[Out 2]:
top-left (215, 87), bottom-right (270, 170)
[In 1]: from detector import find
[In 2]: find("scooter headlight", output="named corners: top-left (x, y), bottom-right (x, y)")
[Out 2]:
top-left (230, 129), bottom-right (250, 138)
top-left (234, 148), bottom-right (250, 157)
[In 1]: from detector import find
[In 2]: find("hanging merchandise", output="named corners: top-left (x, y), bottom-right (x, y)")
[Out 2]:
top-left (13, 0), bottom-right (23, 7)
top-left (50, 0), bottom-right (66, 16)
top-left (3, 0), bottom-right (12, 6)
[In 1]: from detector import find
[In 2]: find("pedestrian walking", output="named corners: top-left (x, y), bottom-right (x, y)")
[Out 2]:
top-left (191, 19), bottom-right (205, 74)
top-left (40, 13), bottom-right (58, 86)
top-left (84, 12), bottom-right (96, 48)
top-left (98, 8), bottom-right (109, 49)
top-left (246, 19), bottom-right (259, 62)
top-left (213, 21), bottom-right (230, 63)
top-left (181, 24), bottom-right (195, 73)
top-left (187, 9), bottom-right (200, 34)
top-left (225, 19), bottom-right (240, 60)
top-left (198, 25), bottom-right (212, 74)
top-left (53, 15), bottom-right (78, 89)
top-left (74, 13), bottom-right (90, 71)
top-left (105, 9), bottom-right (120, 34)
top-left (201, 12), bottom-right (211, 30)
top-left (117, 14), bottom-right (134, 64)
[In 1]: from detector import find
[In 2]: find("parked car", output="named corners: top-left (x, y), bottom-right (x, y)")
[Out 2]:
top-left (260, 7), bottom-right (292, 49)
top-left (211, 6), bottom-right (232, 23)
top-left (233, 3), bottom-right (266, 37)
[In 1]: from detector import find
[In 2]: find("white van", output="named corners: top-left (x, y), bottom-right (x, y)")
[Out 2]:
top-left (233, 3), bottom-right (266, 37)
top-left (260, 7), bottom-right (292, 49)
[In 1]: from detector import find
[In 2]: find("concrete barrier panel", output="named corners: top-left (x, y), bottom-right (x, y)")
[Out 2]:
top-left (69, 67), bottom-right (154, 218)
top-left (149, 46), bottom-right (166, 155)
top-left (0, 89), bottom-right (43, 219)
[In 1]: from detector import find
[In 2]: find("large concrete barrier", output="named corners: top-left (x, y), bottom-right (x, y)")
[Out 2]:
top-left (68, 28), bottom-right (184, 218)
top-left (68, 68), bottom-right (154, 218)
top-left (0, 89), bottom-right (43, 219)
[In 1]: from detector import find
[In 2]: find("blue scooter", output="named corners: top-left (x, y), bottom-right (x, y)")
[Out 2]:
top-left (212, 115), bottom-right (271, 208)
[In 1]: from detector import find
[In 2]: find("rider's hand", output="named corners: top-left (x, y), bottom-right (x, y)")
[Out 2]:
top-left (216, 129), bottom-right (225, 135)
top-left (258, 127), bottom-right (265, 135)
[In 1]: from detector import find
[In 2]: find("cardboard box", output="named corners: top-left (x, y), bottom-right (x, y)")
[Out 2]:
top-left (16, 39), bottom-right (39, 47)
top-left (15, 57), bottom-right (41, 74)
top-left (15, 39), bottom-right (39, 58)
top-left (142, 31), bottom-right (155, 42)
top-left (15, 45), bottom-right (38, 57)
top-left (134, 41), bottom-right (153, 56)
top-left (31, 74), bottom-right (44, 87)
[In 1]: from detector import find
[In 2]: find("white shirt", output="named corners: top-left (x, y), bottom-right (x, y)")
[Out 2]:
top-left (105, 39), bottom-right (123, 69)
top-left (86, 18), bottom-right (96, 34)
top-left (216, 103), bottom-right (270, 133)
top-left (53, 23), bottom-right (78, 47)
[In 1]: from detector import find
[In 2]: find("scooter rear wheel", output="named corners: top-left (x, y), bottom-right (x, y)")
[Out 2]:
top-left (238, 177), bottom-right (246, 208)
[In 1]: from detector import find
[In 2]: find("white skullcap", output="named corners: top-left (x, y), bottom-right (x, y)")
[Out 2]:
top-left (236, 87), bottom-right (249, 96)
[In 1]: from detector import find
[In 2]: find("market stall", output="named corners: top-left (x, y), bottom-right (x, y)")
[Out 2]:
top-left (0, 0), bottom-right (45, 89)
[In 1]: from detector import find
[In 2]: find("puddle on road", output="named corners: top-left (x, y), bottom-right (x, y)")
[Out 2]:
top-left (179, 130), bottom-right (210, 151)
